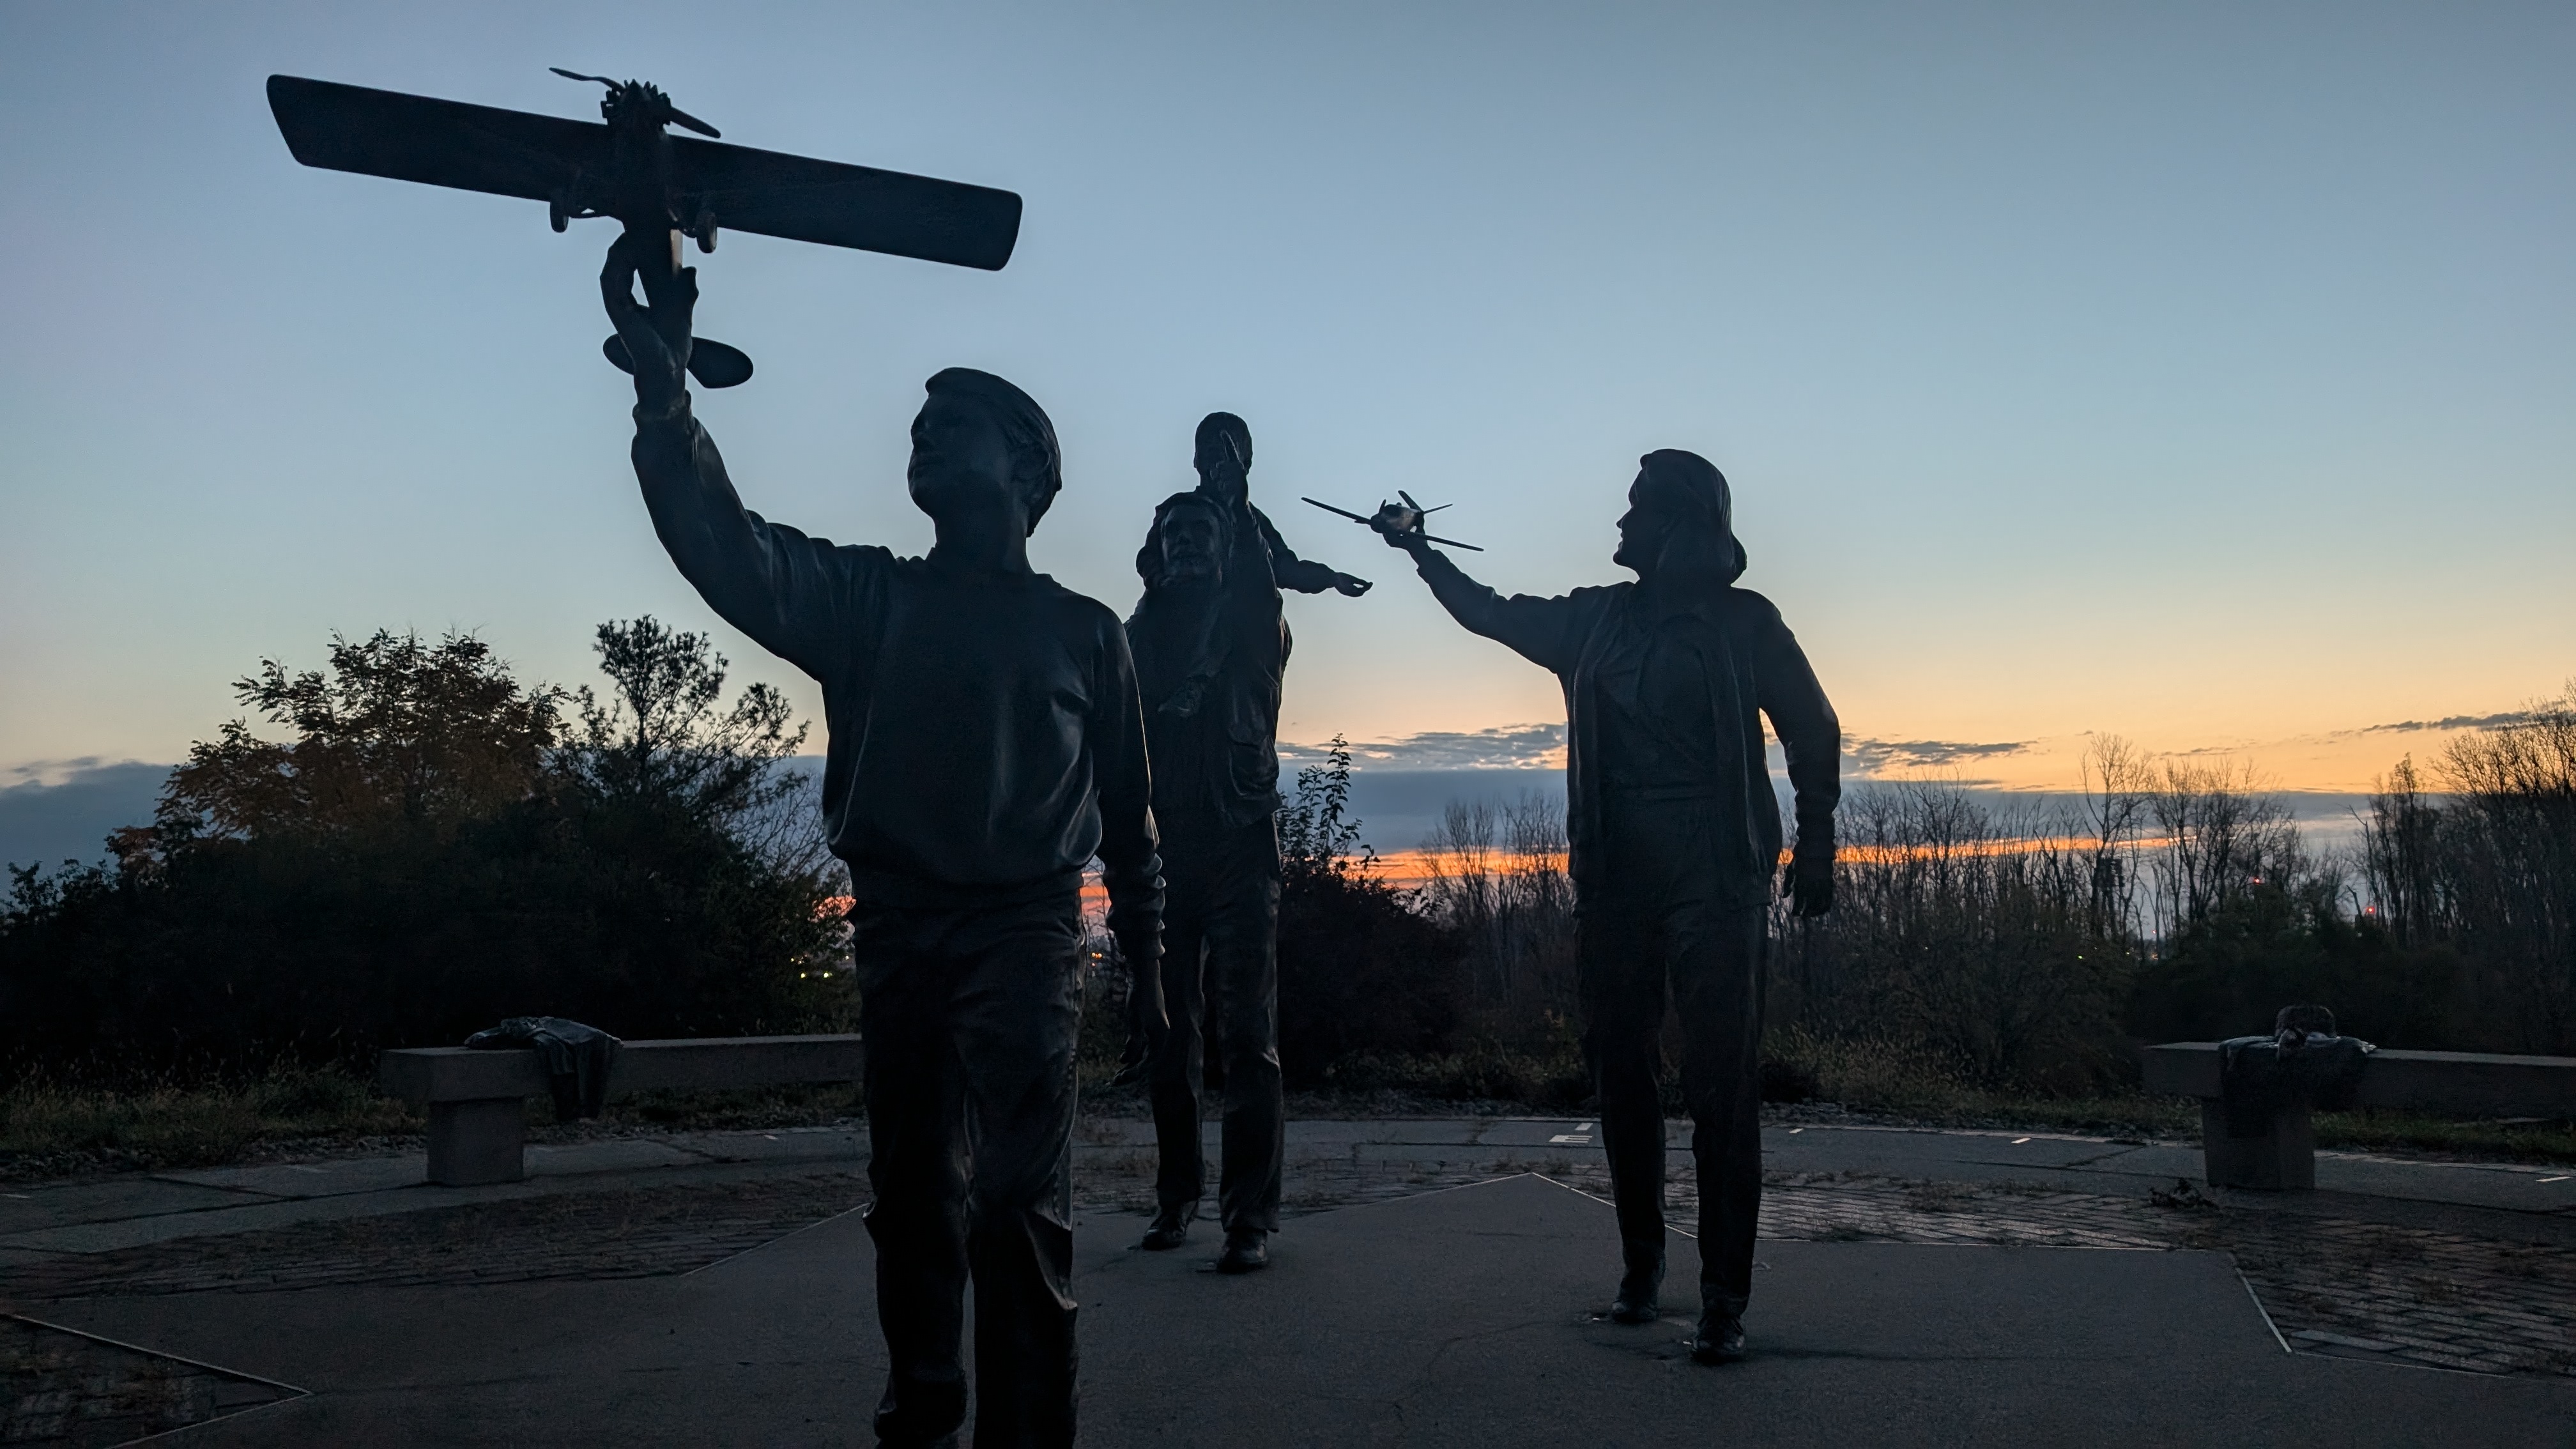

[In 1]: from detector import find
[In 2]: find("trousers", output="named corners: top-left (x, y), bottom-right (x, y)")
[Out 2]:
top-left (1580, 793), bottom-right (1768, 1320)
top-left (854, 893), bottom-right (1083, 1448)
top-left (1148, 814), bottom-right (1284, 1234)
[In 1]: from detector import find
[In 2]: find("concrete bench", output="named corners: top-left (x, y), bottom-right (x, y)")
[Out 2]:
top-left (380, 1034), bottom-right (866, 1186)
top-left (2142, 1041), bottom-right (2576, 1190)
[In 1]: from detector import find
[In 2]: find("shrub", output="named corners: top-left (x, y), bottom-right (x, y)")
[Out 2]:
top-left (1273, 739), bottom-right (1467, 1085)
top-left (0, 622), bottom-right (849, 1082)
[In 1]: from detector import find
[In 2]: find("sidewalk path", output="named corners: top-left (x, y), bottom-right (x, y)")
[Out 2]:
top-left (13, 1172), bottom-right (2575, 1446)
top-left (4, 1114), bottom-right (2572, 1435)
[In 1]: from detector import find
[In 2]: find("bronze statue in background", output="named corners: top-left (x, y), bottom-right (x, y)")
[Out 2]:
top-left (1124, 413), bottom-right (1368, 1273)
top-left (604, 236), bottom-right (1162, 1448)
top-left (1372, 449), bottom-right (1839, 1366)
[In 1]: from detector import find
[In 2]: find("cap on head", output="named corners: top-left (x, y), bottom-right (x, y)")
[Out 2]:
top-left (1195, 411), bottom-right (1253, 472)
top-left (925, 367), bottom-right (1062, 534)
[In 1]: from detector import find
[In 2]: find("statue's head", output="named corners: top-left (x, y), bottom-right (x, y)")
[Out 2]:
top-left (908, 369), bottom-right (1061, 536)
top-left (1137, 491), bottom-right (1228, 591)
top-left (1614, 448), bottom-right (1745, 588)
top-left (1193, 411), bottom-right (1252, 497)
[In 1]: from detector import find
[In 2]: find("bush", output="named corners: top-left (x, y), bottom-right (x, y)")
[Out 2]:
top-left (0, 623), bottom-right (850, 1082)
top-left (1273, 739), bottom-right (1468, 1085)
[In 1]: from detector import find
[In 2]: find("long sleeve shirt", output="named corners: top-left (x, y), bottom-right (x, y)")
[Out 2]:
top-left (629, 395), bottom-right (1162, 923)
top-left (1248, 506), bottom-right (1349, 595)
top-left (1409, 548), bottom-right (1839, 897)
top-left (1126, 495), bottom-right (1291, 834)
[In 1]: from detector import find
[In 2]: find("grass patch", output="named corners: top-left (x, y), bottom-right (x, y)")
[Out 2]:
top-left (1758, 1026), bottom-right (2198, 1138)
top-left (2312, 1108), bottom-right (2576, 1165)
top-left (0, 1067), bottom-right (420, 1177)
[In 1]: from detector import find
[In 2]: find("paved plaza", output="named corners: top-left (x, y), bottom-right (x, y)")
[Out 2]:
top-left (4, 1117), bottom-right (2573, 1444)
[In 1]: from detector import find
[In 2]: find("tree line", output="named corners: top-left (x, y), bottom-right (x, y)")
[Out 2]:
top-left (8, 621), bottom-right (2567, 1095)
top-left (1399, 701), bottom-right (2576, 1094)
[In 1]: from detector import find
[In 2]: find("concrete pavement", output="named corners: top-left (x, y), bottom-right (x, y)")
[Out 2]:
top-left (21, 1172), bottom-right (2575, 1446)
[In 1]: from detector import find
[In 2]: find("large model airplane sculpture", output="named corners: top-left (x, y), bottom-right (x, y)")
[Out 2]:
top-left (267, 70), bottom-right (1024, 387)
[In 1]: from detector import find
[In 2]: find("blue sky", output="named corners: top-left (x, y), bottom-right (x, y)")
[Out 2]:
top-left (4, 1), bottom-right (2571, 819)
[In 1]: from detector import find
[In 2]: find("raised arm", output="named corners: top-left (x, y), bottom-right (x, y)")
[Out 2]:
top-left (606, 238), bottom-right (870, 678)
top-left (1374, 525), bottom-right (1593, 677)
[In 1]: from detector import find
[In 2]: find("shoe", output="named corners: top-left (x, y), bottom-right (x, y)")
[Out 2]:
top-left (1610, 1276), bottom-right (1660, 1323)
top-left (1215, 1229), bottom-right (1270, 1273)
top-left (1690, 1314), bottom-right (1746, 1365)
top-left (1140, 1211), bottom-right (1190, 1252)
top-left (1610, 1254), bottom-right (1664, 1324)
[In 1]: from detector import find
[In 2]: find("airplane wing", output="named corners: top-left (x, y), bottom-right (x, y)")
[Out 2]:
top-left (267, 75), bottom-right (1022, 271)
top-left (670, 135), bottom-right (1020, 271)
top-left (268, 75), bottom-right (599, 204)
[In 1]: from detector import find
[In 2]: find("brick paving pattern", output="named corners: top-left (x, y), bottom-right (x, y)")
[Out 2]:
top-left (1, 1315), bottom-right (296, 1446)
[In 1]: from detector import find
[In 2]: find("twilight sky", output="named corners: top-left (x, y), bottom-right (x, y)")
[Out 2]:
top-left (4, 1), bottom-right (2571, 804)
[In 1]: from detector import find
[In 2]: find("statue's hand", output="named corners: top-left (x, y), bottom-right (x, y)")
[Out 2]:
top-left (1787, 848), bottom-right (1835, 918)
top-left (1330, 572), bottom-right (1374, 597)
top-left (599, 234), bottom-right (694, 408)
top-left (1105, 935), bottom-right (1167, 1090)
top-left (1368, 505), bottom-right (1432, 557)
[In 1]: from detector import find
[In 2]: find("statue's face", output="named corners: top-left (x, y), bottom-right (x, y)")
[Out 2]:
top-left (1159, 507), bottom-right (1223, 584)
top-left (907, 392), bottom-right (1020, 523)
top-left (1612, 469), bottom-right (1678, 577)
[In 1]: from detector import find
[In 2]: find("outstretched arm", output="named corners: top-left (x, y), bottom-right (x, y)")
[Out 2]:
top-left (605, 238), bottom-right (868, 678)
top-left (1372, 520), bottom-right (1590, 677)
top-left (1252, 508), bottom-right (1371, 597)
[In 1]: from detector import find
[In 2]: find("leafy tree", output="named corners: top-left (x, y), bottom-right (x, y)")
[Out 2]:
top-left (0, 624), bottom-right (846, 1081)
top-left (151, 631), bottom-right (561, 848)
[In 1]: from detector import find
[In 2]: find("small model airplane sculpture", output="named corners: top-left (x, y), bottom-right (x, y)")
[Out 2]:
top-left (1304, 492), bottom-right (1484, 551)
top-left (266, 70), bottom-right (1024, 387)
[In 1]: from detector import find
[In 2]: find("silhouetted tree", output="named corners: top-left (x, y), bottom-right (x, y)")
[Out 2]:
top-left (0, 624), bottom-right (846, 1080)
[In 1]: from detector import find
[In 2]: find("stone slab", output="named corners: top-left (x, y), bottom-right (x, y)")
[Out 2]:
top-left (0, 1179), bottom-right (272, 1236)
top-left (380, 1034), bottom-right (866, 1105)
top-left (677, 1127), bottom-right (870, 1165)
top-left (35, 1174), bottom-right (2576, 1446)
top-left (163, 1156), bottom-right (429, 1200)
top-left (2145, 1041), bottom-right (2576, 1116)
